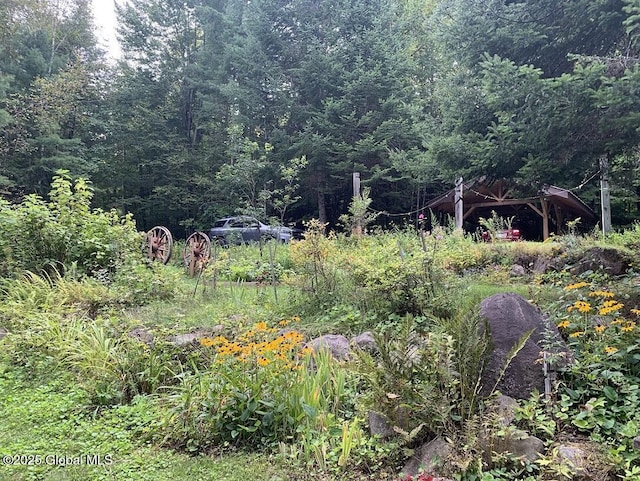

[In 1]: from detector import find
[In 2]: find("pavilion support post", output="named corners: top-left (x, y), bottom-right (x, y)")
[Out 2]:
top-left (553, 203), bottom-right (563, 235)
top-left (541, 198), bottom-right (549, 240)
top-left (455, 177), bottom-right (463, 230)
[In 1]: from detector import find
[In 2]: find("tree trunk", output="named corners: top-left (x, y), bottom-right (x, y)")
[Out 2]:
top-left (317, 187), bottom-right (327, 225)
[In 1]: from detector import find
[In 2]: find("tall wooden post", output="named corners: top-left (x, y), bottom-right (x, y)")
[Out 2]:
top-left (600, 155), bottom-right (612, 236)
top-left (454, 177), bottom-right (464, 230)
top-left (352, 172), bottom-right (361, 200)
top-left (352, 172), bottom-right (363, 236)
top-left (541, 198), bottom-right (549, 241)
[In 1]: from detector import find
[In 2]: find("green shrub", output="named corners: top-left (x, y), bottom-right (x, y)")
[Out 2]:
top-left (0, 170), bottom-right (143, 279)
top-left (354, 315), bottom-right (466, 442)
top-left (607, 222), bottom-right (640, 252)
top-left (288, 225), bottom-right (455, 323)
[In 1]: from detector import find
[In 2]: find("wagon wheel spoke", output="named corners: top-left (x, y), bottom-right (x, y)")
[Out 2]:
top-left (183, 232), bottom-right (211, 277)
top-left (146, 226), bottom-right (173, 264)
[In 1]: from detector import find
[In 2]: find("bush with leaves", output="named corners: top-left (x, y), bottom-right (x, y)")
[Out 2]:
top-left (0, 170), bottom-right (143, 279)
top-left (355, 315), bottom-right (481, 443)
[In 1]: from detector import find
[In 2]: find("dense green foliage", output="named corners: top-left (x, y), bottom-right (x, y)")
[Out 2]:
top-left (4, 6), bottom-right (640, 475)
top-left (3, 185), bottom-right (640, 479)
top-left (1, 0), bottom-right (639, 235)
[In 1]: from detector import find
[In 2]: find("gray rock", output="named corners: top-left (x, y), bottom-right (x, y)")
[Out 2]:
top-left (556, 444), bottom-right (587, 476)
top-left (368, 411), bottom-right (395, 438)
top-left (570, 247), bottom-right (631, 276)
top-left (480, 293), bottom-right (569, 399)
top-left (128, 326), bottom-right (155, 346)
top-left (402, 437), bottom-right (452, 478)
top-left (510, 264), bottom-right (526, 277)
top-left (306, 334), bottom-right (351, 360)
top-left (532, 256), bottom-right (552, 275)
top-left (634, 436), bottom-right (640, 450)
top-left (351, 331), bottom-right (378, 354)
top-left (0, 327), bottom-right (7, 341)
top-left (498, 434), bottom-right (545, 462)
top-left (169, 326), bottom-right (224, 347)
top-left (486, 395), bottom-right (520, 427)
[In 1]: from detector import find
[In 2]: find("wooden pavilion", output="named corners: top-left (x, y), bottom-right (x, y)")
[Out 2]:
top-left (426, 178), bottom-right (595, 240)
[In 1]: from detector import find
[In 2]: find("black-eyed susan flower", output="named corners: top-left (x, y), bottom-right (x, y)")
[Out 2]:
top-left (599, 300), bottom-right (624, 316)
top-left (589, 290), bottom-right (616, 298)
top-left (564, 281), bottom-right (590, 290)
top-left (568, 301), bottom-right (592, 313)
top-left (622, 322), bottom-right (636, 332)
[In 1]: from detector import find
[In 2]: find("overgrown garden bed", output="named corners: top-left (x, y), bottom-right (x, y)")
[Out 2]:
top-left (1, 175), bottom-right (640, 480)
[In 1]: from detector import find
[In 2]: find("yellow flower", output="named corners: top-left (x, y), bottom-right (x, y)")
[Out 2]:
top-left (605, 346), bottom-right (618, 354)
top-left (254, 321), bottom-right (268, 331)
top-left (564, 281), bottom-right (590, 290)
top-left (594, 324), bottom-right (606, 334)
top-left (622, 322), bottom-right (636, 332)
top-left (631, 308), bottom-right (640, 316)
top-left (569, 331), bottom-right (585, 338)
top-left (569, 301), bottom-right (591, 313)
top-left (599, 302), bottom-right (623, 315)
top-left (611, 318), bottom-right (625, 325)
top-left (200, 337), bottom-right (215, 347)
top-left (557, 320), bottom-right (570, 329)
top-left (589, 290), bottom-right (616, 298)
top-left (257, 357), bottom-right (270, 367)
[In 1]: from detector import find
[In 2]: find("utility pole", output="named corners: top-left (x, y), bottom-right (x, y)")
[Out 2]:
top-left (455, 177), bottom-right (464, 230)
top-left (600, 155), bottom-right (611, 236)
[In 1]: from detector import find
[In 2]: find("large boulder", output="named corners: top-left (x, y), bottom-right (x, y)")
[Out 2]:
top-left (306, 334), bottom-right (351, 360)
top-left (350, 331), bottom-right (378, 354)
top-left (570, 247), bottom-right (631, 276)
top-left (479, 293), bottom-right (568, 399)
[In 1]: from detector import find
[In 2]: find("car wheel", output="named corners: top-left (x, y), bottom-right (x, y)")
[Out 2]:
top-left (213, 237), bottom-right (228, 248)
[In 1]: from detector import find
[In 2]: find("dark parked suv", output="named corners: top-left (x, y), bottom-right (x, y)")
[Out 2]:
top-left (209, 216), bottom-right (302, 246)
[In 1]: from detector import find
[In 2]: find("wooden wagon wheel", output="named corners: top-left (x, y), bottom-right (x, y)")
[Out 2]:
top-left (183, 231), bottom-right (211, 277)
top-left (145, 226), bottom-right (173, 264)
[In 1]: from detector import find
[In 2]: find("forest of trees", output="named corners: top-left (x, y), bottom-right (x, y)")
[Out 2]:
top-left (1, 0), bottom-right (640, 237)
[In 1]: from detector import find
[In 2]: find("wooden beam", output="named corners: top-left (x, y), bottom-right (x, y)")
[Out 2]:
top-left (527, 202), bottom-right (543, 217)
top-left (541, 198), bottom-right (549, 240)
top-left (470, 199), bottom-right (536, 209)
top-left (463, 205), bottom-right (477, 221)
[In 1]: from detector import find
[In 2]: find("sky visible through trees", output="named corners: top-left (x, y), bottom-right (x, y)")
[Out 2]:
top-left (1, 0), bottom-right (639, 238)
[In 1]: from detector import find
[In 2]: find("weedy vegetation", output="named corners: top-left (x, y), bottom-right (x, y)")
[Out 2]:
top-left (2, 175), bottom-right (640, 480)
